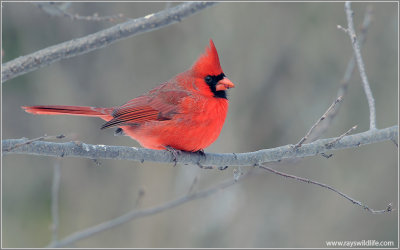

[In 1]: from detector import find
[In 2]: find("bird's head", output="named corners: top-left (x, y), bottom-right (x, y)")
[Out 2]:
top-left (190, 39), bottom-right (235, 99)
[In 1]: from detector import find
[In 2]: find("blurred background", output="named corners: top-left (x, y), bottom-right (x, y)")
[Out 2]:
top-left (2, 2), bottom-right (398, 248)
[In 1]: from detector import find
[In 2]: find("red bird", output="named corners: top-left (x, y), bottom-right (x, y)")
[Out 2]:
top-left (22, 40), bottom-right (235, 152)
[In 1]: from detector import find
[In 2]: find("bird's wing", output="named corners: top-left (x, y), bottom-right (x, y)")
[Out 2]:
top-left (101, 83), bottom-right (190, 129)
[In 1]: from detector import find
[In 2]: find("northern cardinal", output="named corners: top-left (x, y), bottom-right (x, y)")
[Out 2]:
top-left (23, 40), bottom-right (235, 152)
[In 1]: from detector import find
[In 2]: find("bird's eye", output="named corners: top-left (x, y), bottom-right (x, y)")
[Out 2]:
top-left (205, 76), bottom-right (213, 84)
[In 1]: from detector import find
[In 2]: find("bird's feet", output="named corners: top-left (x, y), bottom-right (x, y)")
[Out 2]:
top-left (165, 147), bottom-right (207, 167)
top-left (193, 149), bottom-right (211, 168)
top-left (194, 149), bottom-right (206, 157)
top-left (165, 146), bottom-right (182, 166)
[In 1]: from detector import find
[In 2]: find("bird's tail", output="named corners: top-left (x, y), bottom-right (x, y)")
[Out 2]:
top-left (22, 105), bottom-right (113, 120)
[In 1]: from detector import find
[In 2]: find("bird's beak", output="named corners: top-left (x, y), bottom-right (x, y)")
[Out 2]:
top-left (216, 77), bottom-right (235, 91)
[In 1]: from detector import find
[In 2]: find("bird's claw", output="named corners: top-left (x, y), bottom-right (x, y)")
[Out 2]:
top-left (165, 148), bottom-right (206, 167)
top-left (194, 149), bottom-right (206, 157)
top-left (165, 146), bottom-right (182, 166)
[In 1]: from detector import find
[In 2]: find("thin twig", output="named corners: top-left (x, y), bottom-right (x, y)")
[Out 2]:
top-left (325, 125), bottom-right (358, 149)
top-left (1, 2), bottom-right (217, 83)
top-left (3, 126), bottom-right (398, 167)
top-left (63, 12), bottom-right (125, 22)
top-left (309, 5), bottom-right (373, 142)
top-left (46, 171), bottom-right (251, 248)
top-left (50, 160), bottom-right (61, 245)
top-left (343, 2), bottom-right (377, 130)
top-left (336, 24), bottom-right (349, 33)
top-left (294, 96), bottom-right (343, 148)
top-left (3, 134), bottom-right (65, 152)
top-left (338, 5), bottom-right (372, 99)
top-left (34, 2), bottom-right (126, 22)
top-left (275, 6), bottom-right (372, 164)
top-left (258, 164), bottom-right (393, 214)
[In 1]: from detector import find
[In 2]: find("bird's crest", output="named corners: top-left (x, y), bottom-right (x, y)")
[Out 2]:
top-left (191, 39), bottom-right (223, 77)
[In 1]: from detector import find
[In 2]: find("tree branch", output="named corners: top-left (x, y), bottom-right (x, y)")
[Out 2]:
top-left (294, 96), bottom-right (343, 148)
top-left (258, 164), bottom-right (392, 214)
top-left (308, 5), bottom-right (373, 142)
top-left (46, 170), bottom-right (250, 248)
top-left (2, 126), bottom-right (397, 167)
top-left (325, 125), bottom-right (358, 148)
top-left (4, 134), bottom-right (65, 152)
top-left (34, 2), bottom-right (126, 22)
top-left (1, 2), bottom-right (217, 83)
top-left (341, 2), bottom-right (377, 130)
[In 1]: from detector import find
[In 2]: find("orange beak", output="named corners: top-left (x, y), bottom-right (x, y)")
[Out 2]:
top-left (216, 77), bottom-right (235, 91)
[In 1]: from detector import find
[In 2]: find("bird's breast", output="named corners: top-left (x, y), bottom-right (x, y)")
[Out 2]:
top-left (123, 96), bottom-right (229, 151)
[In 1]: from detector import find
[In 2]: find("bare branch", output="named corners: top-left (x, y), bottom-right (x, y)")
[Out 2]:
top-left (50, 161), bottom-right (61, 245)
top-left (258, 164), bottom-right (393, 214)
top-left (46, 171), bottom-right (250, 248)
top-left (1, 2), bottom-right (217, 83)
top-left (3, 134), bottom-right (65, 152)
top-left (338, 5), bottom-right (372, 99)
top-left (34, 2), bottom-right (126, 22)
top-left (342, 2), bottom-right (377, 130)
top-left (309, 5), bottom-right (373, 141)
top-left (336, 24), bottom-right (349, 34)
top-left (2, 126), bottom-right (398, 167)
top-left (325, 125), bottom-right (358, 149)
top-left (295, 96), bottom-right (343, 148)
top-left (271, 6), bottom-right (373, 165)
